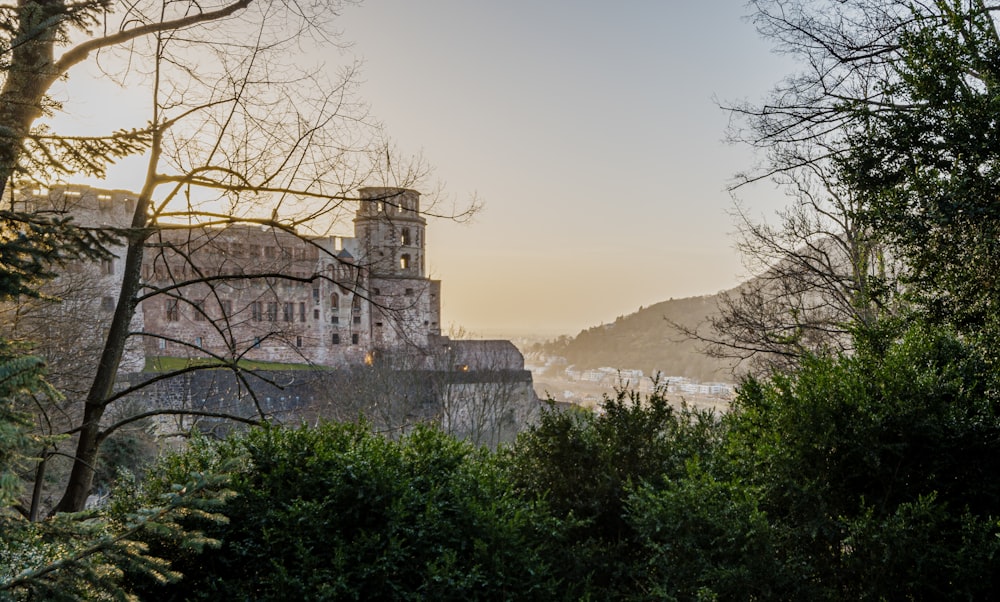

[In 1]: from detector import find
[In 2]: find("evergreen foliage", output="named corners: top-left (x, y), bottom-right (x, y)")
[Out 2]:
top-left (131, 423), bottom-right (560, 601)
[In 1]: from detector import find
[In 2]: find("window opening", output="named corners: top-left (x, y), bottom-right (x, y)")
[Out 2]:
top-left (166, 299), bottom-right (179, 321)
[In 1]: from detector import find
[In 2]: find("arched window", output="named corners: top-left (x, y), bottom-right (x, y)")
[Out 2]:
top-left (401, 228), bottom-right (411, 246)
top-left (352, 295), bottom-right (362, 312)
top-left (331, 293), bottom-right (339, 310)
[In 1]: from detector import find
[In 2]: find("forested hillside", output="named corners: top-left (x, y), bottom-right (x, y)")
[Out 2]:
top-left (534, 294), bottom-right (736, 382)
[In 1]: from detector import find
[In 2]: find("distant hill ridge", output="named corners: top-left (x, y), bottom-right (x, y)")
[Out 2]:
top-left (534, 294), bottom-right (735, 383)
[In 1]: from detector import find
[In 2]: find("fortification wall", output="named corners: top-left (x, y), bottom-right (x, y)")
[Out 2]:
top-left (117, 367), bottom-right (539, 443)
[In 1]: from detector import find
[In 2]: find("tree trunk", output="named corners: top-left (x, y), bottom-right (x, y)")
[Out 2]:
top-left (0, 1), bottom-right (62, 197)
top-left (53, 186), bottom-right (153, 513)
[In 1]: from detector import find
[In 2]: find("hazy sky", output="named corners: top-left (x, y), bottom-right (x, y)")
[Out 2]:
top-left (335, 1), bottom-right (796, 336)
top-left (51, 1), bottom-right (799, 337)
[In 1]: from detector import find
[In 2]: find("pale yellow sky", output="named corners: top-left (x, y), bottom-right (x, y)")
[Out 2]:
top-left (48, 1), bottom-right (797, 338)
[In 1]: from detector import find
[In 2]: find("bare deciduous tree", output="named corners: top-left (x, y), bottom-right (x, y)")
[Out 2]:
top-left (680, 164), bottom-right (899, 375)
top-left (0, 1), bottom-right (475, 514)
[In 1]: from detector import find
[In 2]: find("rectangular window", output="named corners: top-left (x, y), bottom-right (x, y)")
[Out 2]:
top-left (267, 302), bottom-right (278, 321)
top-left (405, 288), bottom-right (414, 296)
top-left (313, 287), bottom-right (320, 304)
top-left (332, 333), bottom-right (340, 345)
top-left (296, 336), bottom-right (303, 348)
top-left (264, 246), bottom-right (276, 259)
top-left (299, 302), bottom-right (306, 322)
top-left (353, 316), bottom-right (361, 325)
top-left (157, 338), bottom-right (166, 350)
top-left (102, 259), bottom-right (114, 275)
top-left (283, 302), bottom-right (294, 322)
top-left (251, 301), bottom-right (263, 321)
top-left (313, 309), bottom-right (320, 320)
top-left (166, 299), bottom-right (180, 321)
top-left (351, 333), bottom-right (359, 345)
top-left (331, 316), bottom-right (339, 325)
top-left (375, 322), bottom-right (383, 327)
top-left (194, 337), bottom-right (203, 348)
top-left (101, 296), bottom-right (115, 312)
top-left (194, 301), bottom-right (205, 321)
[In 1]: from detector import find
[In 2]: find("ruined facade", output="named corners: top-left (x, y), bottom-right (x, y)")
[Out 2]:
top-left (12, 185), bottom-right (474, 367)
top-left (139, 186), bottom-right (446, 367)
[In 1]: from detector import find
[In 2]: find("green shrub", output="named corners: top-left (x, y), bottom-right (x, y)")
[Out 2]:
top-left (135, 422), bottom-right (559, 601)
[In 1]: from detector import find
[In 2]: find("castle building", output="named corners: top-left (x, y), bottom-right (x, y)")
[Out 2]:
top-left (10, 183), bottom-right (537, 445)
top-left (13, 185), bottom-right (460, 370)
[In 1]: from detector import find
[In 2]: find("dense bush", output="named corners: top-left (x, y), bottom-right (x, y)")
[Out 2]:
top-left (132, 422), bottom-right (560, 601)
top-left (506, 388), bottom-right (723, 599)
top-left (723, 325), bottom-right (1000, 599)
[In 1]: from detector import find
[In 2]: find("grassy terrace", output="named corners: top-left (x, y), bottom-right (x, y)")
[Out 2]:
top-left (144, 356), bottom-right (324, 372)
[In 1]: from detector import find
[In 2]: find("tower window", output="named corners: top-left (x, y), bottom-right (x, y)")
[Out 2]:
top-left (401, 228), bottom-right (411, 246)
top-left (400, 254), bottom-right (411, 270)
